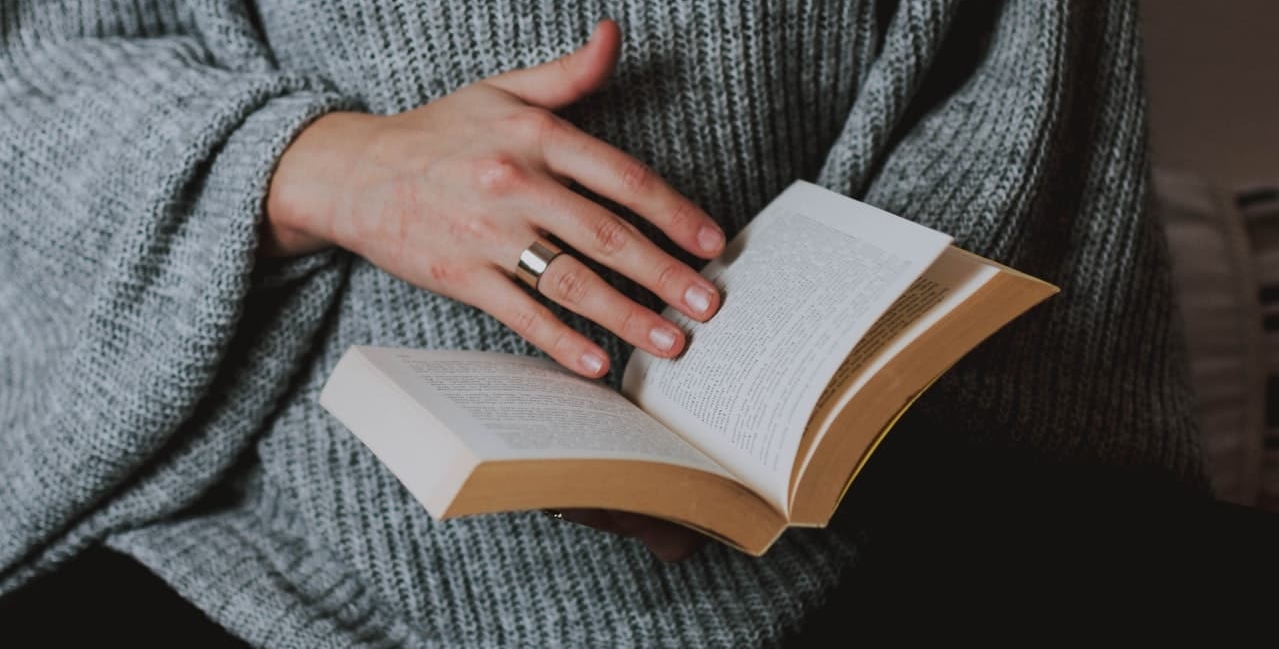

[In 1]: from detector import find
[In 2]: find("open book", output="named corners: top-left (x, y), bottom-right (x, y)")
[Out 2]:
top-left (319, 181), bottom-right (1059, 556)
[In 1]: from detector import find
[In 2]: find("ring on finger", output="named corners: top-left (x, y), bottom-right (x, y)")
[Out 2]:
top-left (515, 237), bottom-right (564, 292)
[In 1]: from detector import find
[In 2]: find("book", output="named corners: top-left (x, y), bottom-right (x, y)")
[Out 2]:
top-left (318, 180), bottom-right (1059, 556)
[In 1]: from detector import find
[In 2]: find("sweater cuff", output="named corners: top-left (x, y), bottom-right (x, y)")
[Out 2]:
top-left (0, 87), bottom-right (357, 594)
top-left (209, 87), bottom-right (362, 293)
top-left (206, 88), bottom-right (356, 260)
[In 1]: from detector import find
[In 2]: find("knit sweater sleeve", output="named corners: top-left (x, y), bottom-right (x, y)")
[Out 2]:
top-left (819, 0), bottom-right (1208, 486)
top-left (0, 2), bottom-right (351, 590)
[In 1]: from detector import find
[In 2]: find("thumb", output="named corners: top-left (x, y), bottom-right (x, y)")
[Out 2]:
top-left (483, 19), bottom-right (621, 110)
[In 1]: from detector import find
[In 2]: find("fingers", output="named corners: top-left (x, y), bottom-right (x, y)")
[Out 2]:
top-left (542, 127), bottom-right (726, 262)
top-left (535, 251), bottom-right (690, 358)
top-left (471, 270), bottom-right (612, 377)
top-left (484, 20), bottom-right (621, 110)
top-left (479, 19), bottom-right (727, 325)
top-left (614, 513), bottom-right (707, 562)
top-left (559, 509), bottom-right (707, 562)
top-left (529, 182), bottom-right (720, 323)
top-left (477, 233), bottom-right (689, 369)
top-left (464, 172), bottom-right (718, 361)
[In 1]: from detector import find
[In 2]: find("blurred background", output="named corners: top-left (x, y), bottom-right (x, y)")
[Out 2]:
top-left (1142, 0), bottom-right (1278, 188)
top-left (1139, 0), bottom-right (1279, 511)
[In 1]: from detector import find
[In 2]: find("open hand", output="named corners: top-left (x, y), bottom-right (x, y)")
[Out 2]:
top-left (263, 20), bottom-right (724, 378)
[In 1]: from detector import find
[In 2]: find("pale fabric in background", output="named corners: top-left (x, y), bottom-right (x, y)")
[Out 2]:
top-left (1142, 0), bottom-right (1279, 510)
top-left (1156, 170), bottom-right (1265, 507)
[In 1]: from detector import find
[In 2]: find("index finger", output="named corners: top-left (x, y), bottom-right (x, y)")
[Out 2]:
top-left (541, 126), bottom-right (725, 260)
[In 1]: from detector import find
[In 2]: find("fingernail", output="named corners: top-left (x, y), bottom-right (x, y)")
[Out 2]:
top-left (684, 285), bottom-right (713, 315)
top-left (649, 327), bottom-right (678, 352)
top-left (581, 353), bottom-right (605, 374)
top-left (697, 225), bottom-right (724, 254)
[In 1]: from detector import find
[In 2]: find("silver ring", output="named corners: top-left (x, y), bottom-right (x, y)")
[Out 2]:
top-left (542, 509), bottom-right (565, 521)
top-left (515, 238), bottom-right (563, 291)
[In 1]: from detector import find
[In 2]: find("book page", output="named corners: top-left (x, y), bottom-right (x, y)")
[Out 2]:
top-left (809, 248), bottom-right (997, 417)
top-left (794, 248), bottom-right (997, 483)
top-left (622, 181), bottom-right (952, 511)
top-left (359, 347), bottom-right (733, 478)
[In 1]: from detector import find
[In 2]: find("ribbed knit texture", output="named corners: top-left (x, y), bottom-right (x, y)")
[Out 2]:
top-left (1, 1), bottom-right (1207, 647)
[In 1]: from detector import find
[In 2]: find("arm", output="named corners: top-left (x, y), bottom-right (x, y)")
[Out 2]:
top-left (0, 7), bottom-right (713, 571)
top-left (260, 20), bottom-right (725, 378)
top-left (0, 0), bottom-right (351, 583)
top-left (821, 1), bottom-right (1207, 492)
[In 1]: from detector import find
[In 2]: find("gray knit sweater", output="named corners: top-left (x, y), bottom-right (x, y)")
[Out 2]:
top-left (1, 1), bottom-right (1206, 646)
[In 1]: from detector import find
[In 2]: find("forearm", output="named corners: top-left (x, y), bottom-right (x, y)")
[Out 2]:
top-left (0, 0), bottom-right (353, 581)
top-left (818, 0), bottom-right (1207, 484)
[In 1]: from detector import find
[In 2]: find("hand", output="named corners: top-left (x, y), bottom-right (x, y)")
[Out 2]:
top-left (263, 19), bottom-right (725, 378)
top-left (555, 509), bottom-right (708, 562)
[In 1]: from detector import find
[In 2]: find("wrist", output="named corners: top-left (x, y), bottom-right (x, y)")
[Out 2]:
top-left (262, 111), bottom-right (375, 257)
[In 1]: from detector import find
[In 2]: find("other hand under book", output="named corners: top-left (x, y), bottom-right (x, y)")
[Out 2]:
top-left (548, 508), bottom-right (708, 562)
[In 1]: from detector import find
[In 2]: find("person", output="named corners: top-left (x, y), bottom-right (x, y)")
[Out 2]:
top-left (1, 0), bottom-right (1263, 645)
